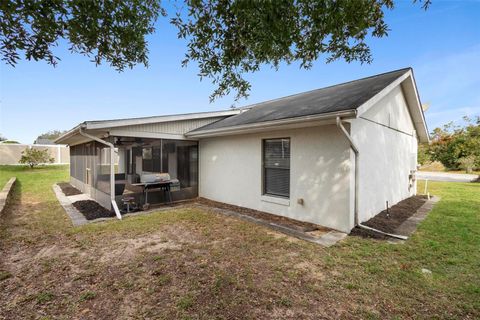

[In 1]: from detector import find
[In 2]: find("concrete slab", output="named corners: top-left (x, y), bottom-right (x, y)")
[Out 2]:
top-left (394, 196), bottom-right (440, 236)
top-left (52, 184), bottom-right (88, 226)
top-left (0, 177), bottom-right (16, 215)
top-left (317, 231), bottom-right (348, 247)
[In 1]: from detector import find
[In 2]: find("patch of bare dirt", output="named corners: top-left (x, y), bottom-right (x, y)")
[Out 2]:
top-left (350, 195), bottom-right (428, 239)
top-left (293, 261), bottom-right (325, 281)
top-left (58, 182), bottom-right (82, 196)
top-left (197, 197), bottom-right (329, 233)
top-left (98, 224), bottom-right (200, 263)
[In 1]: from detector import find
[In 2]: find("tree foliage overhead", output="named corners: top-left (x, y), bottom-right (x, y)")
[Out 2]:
top-left (1, 0), bottom-right (429, 100)
top-left (1, 0), bottom-right (161, 70)
top-left (173, 0), bottom-right (428, 100)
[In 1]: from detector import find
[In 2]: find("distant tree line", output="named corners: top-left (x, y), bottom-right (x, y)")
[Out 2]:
top-left (36, 130), bottom-right (67, 142)
top-left (419, 117), bottom-right (480, 173)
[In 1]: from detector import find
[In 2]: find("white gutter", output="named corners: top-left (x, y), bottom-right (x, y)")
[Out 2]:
top-left (336, 117), bottom-right (359, 226)
top-left (357, 223), bottom-right (408, 240)
top-left (54, 123), bottom-right (83, 144)
top-left (78, 127), bottom-right (122, 220)
top-left (187, 109), bottom-right (356, 138)
top-left (336, 117), bottom-right (407, 240)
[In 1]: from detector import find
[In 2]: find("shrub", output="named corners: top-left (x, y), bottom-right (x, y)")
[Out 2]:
top-left (19, 148), bottom-right (54, 168)
top-left (417, 143), bottom-right (431, 165)
top-left (458, 155), bottom-right (477, 174)
top-left (429, 117), bottom-right (480, 171)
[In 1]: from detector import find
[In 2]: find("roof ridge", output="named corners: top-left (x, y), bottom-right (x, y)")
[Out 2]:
top-left (241, 67), bottom-right (412, 109)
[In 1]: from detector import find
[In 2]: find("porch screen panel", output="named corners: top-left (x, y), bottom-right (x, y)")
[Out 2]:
top-left (152, 146), bottom-right (162, 172)
top-left (263, 138), bottom-right (290, 198)
top-left (95, 144), bottom-right (111, 195)
top-left (142, 147), bottom-right (153, 172)
top-left (72, 144), bottom-right (86, 182)
top-left (69, 145), bottom-right (76, 177)
top-left (125, 149), bottom-right (131, 174)
top-left (162, 140), bottom-right (198, 188)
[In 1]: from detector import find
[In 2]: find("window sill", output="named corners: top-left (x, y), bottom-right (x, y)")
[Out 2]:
top-left (261, 195), bottom-right (290, 206)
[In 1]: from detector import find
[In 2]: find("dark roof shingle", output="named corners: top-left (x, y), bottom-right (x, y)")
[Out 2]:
top-left (191, 68), bottom-right (411, 133)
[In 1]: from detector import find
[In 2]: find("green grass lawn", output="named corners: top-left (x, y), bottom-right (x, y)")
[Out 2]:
top-left (0, 166), bottom-right (17, 189)
top-left (0, 165), bottom-right (479, 319)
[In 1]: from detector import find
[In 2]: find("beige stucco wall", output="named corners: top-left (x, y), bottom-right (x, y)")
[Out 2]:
top-left (0, 144), bottom-right (69, 165)
top-left (199, 125), bottom-right (354, 232)
top-left (352, 85), bottom-right (418, 223)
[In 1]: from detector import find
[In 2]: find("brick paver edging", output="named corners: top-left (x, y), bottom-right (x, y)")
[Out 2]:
top-left (52, 183), bottom-right (89, 226)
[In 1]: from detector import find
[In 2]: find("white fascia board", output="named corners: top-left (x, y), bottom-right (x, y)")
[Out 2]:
top-left (355, 70), bottom-right (429, 143)
top-left (54, 124), bottom-right (84, 144)
top-left (63, 136), bottom-right (97, 147)
top-left (356, 71), bottom-right (411, 116)
top-left (185, 110), bottom-right (357, 138)
top-left (108, 129), bottom-right (191, 141)
top-left (402, 74), bottom-right (430, 143)
top-left (84, 110), bottom-right (242, 130)
top-left (55, 127), bottom-right (109, 146)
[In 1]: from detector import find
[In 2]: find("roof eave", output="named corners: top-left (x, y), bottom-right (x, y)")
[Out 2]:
top-left (54, 123), bottom-right (85, 145)
top-left (84, 110), bottom-right (244, 130)
top-left (355, 69), bottom-right (429, 143)
top-left (185, 109), bottom-right (357, 138)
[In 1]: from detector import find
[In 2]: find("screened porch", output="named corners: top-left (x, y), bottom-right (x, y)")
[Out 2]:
top-left (115, 137), bottom-right (199, 209)
top-left (69, 136), bottom-right (199, 212)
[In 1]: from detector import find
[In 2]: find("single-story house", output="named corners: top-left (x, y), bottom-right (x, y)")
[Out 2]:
top-left (55, 68), bottom-right (429, 233)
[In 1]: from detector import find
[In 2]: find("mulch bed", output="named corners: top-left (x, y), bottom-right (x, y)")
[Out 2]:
top-left (72, 200), bottom-right (116, 220)
top-left (350, 195), bottom-right (428, 239)
top-left (58, 182), bottom-right (82, 196)
top-left (197, 197), bottom-right (329, 233)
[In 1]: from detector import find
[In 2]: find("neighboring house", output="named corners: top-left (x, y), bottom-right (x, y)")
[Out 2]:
top-left (56, 68), bottom-right (429, 233)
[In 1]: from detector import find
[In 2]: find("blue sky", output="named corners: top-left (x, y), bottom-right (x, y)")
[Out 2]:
top-left (1, 1), bottom-right (479, 143)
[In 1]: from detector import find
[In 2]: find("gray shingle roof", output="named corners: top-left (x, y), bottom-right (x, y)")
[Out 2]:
top-left (190, 68), bottom-right (411, 133)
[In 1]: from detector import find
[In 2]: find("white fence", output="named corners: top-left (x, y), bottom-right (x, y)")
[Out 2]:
top-left (0, 144), bottom-right (69, 165)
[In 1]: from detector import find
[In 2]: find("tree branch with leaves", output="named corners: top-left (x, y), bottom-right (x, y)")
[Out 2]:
top-left (1, 0), bottom-right (430, 101)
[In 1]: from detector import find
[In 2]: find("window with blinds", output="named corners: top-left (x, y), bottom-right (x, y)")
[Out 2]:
top-left (263, 138), bottom-right (290, 198)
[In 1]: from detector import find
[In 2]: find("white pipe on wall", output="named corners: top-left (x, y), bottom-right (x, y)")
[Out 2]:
top-left (336, 117), bottom-right (408, 240)
top-left (336, 117), bottom-right (359, 226)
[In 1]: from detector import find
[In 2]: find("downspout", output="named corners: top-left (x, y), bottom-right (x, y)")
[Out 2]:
top-left (336, 117), bottom-right (407, 240)
top-left (336, 117), bottom-right (359, 227)
top-left (79, 127), bottom-right (122, 220)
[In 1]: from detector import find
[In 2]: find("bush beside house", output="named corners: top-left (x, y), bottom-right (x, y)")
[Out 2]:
top-left (420, 117), bottom-right (480, 172)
